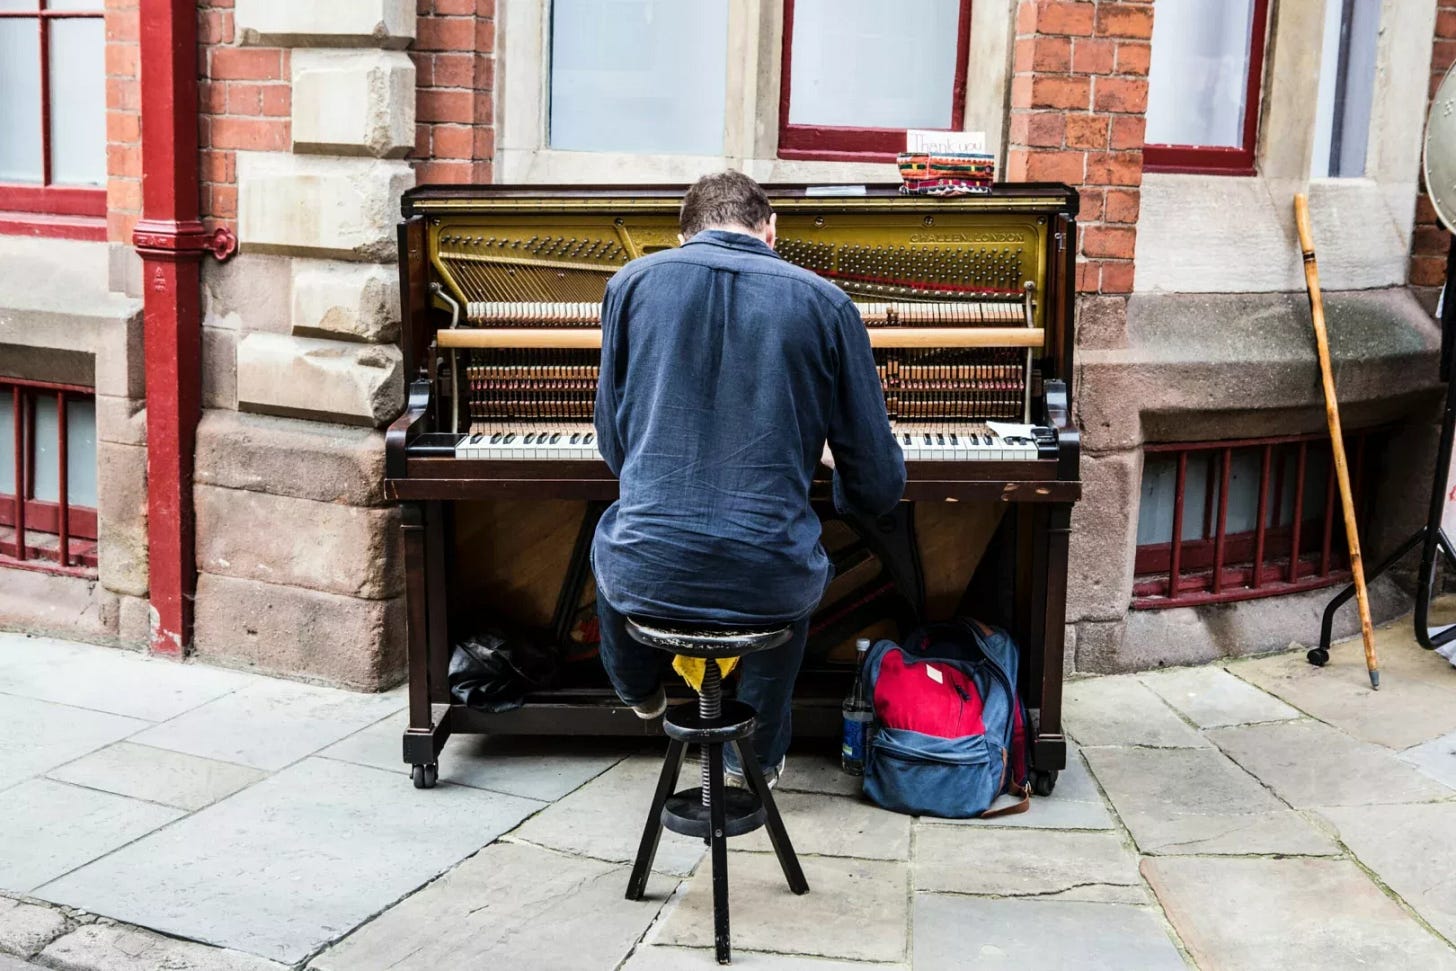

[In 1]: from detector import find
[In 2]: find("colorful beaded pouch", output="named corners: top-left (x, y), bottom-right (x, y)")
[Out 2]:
top-left (896, 151), bottom-right (996, 196)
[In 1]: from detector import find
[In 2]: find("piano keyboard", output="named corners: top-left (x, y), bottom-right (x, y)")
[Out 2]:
top-left (465, 299), bottom-right (1026, 327)
top-left (452, 422), bottom-right (1043, 463)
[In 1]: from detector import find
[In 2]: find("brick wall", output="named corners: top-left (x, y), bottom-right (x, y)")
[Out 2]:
top-left (412, 0), bottom-right (495, 184)
top-left (1006, 0), bottom-right (1152, 297)
top-left (1411, 1), bottom-right (1456, 289)
top-left (105, 0), bottom-right (141, 244)
top-left (198, 2), bottom-right (290, 229)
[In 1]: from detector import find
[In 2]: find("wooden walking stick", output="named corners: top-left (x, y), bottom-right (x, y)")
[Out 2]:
top-left (1294, 194), bottom-right (1380, 688)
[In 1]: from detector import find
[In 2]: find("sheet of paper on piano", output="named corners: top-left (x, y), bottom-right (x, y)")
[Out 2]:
top-left (986, 421), bottom-right (1038, 441)
top-left (905, 129), bottom-right (988, 154)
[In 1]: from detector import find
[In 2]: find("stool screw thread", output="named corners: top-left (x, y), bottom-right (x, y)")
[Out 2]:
top-left (699, 662), bottom-right (722, 806)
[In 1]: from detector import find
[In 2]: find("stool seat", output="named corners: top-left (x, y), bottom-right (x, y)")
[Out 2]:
top-left (625, 617), bottom-right (793, 659)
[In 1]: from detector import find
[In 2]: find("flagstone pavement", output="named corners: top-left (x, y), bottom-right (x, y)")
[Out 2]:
top-left (5, 614), bottom-right (1456, 970)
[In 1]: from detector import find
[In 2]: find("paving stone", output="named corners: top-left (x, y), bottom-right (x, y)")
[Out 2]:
top-left (0, 694), bottom-right (149, 789)
top-left (309, 841), bottom-right (669, 971)
top-left (47, 742), bottom-right (267, 811)
top-left (128, 678), bottom-right (405, 771)
top-left (508, 753), bottom-right (708, 876)
top-left (735, 791), bottom-right (911, 860)
top-left (36, 758), bottom-right (542, 964)
top-left (776, 749), bottom-right (867, 798)
top-left (1400, 730), bottom-right (1456, 790)
top-left (655, 852), bottom-right (908, 963)
top-left (1209, 719), bottom-right (1452, 808)
top-left (624, 945), bottom-right (899, 970)
top-left (1083, 746), bottom-right (1337, 855)
top-left (942, 743), bottom-right (1115, 830)
top-left (0, 633), bottom-right (251, 721)
top-left (39, 923), bottom-right (287, 971)
top-left (1138, 666), bottom-right (1300, 727)
top-left (1063, 675), bottom-right (1209, 748)
top-left (0, 780), bottom-right (183, 893)
top-left (914, 825), bottom-right (1142, 899)
top-left (0, 954), bottom-right (34, 971)
top-left (1229, 627), bottom-right (1456, 749)
top-left (321, 712), bottom-right (631, 801)
top-left (1318, 802), bottom-right (1456, 945)
top-left (0, 896), bottom-right (66, 957)
top-left (912, 895), bottom-right (1185, 970)
top-left (1143, 856), bottom-right (1456, 970)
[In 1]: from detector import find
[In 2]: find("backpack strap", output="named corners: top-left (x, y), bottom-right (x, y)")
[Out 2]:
top-left (979, 781), bottom-right (1032, 818)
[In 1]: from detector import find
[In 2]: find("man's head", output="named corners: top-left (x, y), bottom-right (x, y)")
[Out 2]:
top-left (679, 171), bottom-right (776, 247)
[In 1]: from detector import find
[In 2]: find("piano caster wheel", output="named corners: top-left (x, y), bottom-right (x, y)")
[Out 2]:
top-left (411, 763), bottom-right (438, 789)
top-left (1306, 647), bottom-right (1330, 668)
top-left (1030, 769), bottom-right (1057, 797)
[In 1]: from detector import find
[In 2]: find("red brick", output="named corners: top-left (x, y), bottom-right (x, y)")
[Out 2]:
top-left (1038, 2), bottom-right (1095, 36)
top-left (209, 116), bottom-right (289, 151)
top-left (473, 91), bottom-right (494, 125)
top-left (1005, 148), bottom-right (1031, 182)
top-left (201, 149), bottom-right (234, 183)
top-left (1033, 36), bottom-right (1072, 72)
top-left (475, 17), bottom-right (494, 52)
top-left (419, 89), bottom-right (474, 123)
top-left (472, 125), bottom-right (495, 159)
top-left (1079, 187), bottom-right (1105, 223)
top-left (476, 55), bottom-right (494, 90)
top-left (210, 185), bottom-right (238, 220)
top-left (1010, 74), bottom-right (1034, 111)
top-left (415, 159), bottom-right (476, 183)
top-left (431, 52), bottom-right (476, 88)
top-left (1016, 0), bottom-right (1038, 35)
top-left (1026, 150), bottom-right (1085, 184)
top-left (106, 142), bottom-right (141, 178)
top-left (199, 80), bottom-right (226, 114)
top-left (198, 10), bottom-right (234, 44)
top-left (105, 42), bottom-right (137, 77)
top-left (1097, 3), bottom-right (1154, 39)
top-left (109, 178), bottom-right (142, 211)
top-left (477, 0), bottom-right (495, 16)
top-left (1026, 112), bottom-right (1066, 148)
top-left (106, 8), bottom-right (138, 41)
top-left (1413, 226), bottom-right (1450, 255)
top-left (1083, 225), bottom-right (1136, 259)
top-left (1439, 9), bottom-right (1456, 39)
top-left (1085, 150), bottom-right (1142, 186)
top-left (1412, 256), bottom-right (1447, 287)
top-left (107, 77), bottom-right (139, 112)
top-left (1066, 113), bottom-right (1108, 149)
top-left (430, 125), bottom-right (473, 159)
top-left (1072, 38), bottom-right (1114, 75)
top-left (432, 0), bottom-right (475, 12)
top-left (106, 111), bottom-right (141, 143)
top-left (1115, 41), bottom-right (1151, 76)
top-left (416, 16), bottom-right (475, 51)
top-left (1031, 76), bottom-right (1090, 110)
top-left (1014, 36), bottom-right (1035, 74)
top-left (413, 123), bottom-right (431, 157)
top-left (1099, 261), bottom-right (1135, 294)
top-left (1110, 114), bottom-right (1145, 150)
top-left (109, 212), bottom-right (139, 246)
top-left (1075, 260), bottom-right (1099, 293)
top-left (1416, 194), bottom-right (1439, 225)
top-left (1104, 188), bottom-right (1140, 224)
top-left (210, 47), bottom-right (282, 81)
top-left (260, 85), bottom-right (290, 117)
top-left (1094, 76), bottom-right (1148, 113)
top-left (227, 82), bottom-right (264, 115)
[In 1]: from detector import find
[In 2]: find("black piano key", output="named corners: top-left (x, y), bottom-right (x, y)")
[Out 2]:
top-left (570, 433), bottom-right (581, 444)
top-left (551, 432), bottom-right (562, 444)
top-left (503, 433), bottom-right (515, 443)
top-left (470, 433), bottom-right (483, 444)
top-left (524, 432), bottom-right (535, 444)
top-left (950, 433), bottom-right (959, 445)
top-left (584, 433), bottom-right (594, 444)
top-left (490, 432), bottom-right (503, 443)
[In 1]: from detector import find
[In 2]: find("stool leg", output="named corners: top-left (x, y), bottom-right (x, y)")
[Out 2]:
top-left (627, 738), bottom-right (688, 901)
top-left (706, 741), bottom-right (731, 965)
top-left (734, 738), bottom-right (809, 895)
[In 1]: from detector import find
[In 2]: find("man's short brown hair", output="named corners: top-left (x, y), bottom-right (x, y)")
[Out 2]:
top-left (679, 171), bottom-right (774, 239)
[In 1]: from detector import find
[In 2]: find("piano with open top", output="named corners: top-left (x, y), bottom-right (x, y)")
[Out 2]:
top-left (387, 183), bottom-right (1080, 794)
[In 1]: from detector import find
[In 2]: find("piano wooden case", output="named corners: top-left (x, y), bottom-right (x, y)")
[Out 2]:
top-left (388, 184), bottom-right (1080, 794)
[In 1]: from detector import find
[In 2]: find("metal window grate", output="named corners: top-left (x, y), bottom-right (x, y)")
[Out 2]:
top-left (1132, 431), bottom-right (1373, 609)
top-left (0, 378), bottom-right (98, 577)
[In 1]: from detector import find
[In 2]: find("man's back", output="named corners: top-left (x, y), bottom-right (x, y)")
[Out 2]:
top-left (592, 228), bottom-right (905, 624)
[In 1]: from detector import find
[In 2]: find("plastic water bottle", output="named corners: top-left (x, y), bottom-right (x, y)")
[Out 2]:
top-left (841, 638), bottom-right (874, 775)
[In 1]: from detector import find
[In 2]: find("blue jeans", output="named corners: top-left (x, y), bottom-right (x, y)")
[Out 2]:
top-left (596, 594), bottom-right (810, 773)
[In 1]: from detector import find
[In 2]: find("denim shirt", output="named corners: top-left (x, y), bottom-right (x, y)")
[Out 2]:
top-left (591, 229), bottom-right (907, 625)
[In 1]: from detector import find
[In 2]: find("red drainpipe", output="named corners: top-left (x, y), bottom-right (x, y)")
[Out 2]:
top-left (130, 0), bottom-right (235, 657)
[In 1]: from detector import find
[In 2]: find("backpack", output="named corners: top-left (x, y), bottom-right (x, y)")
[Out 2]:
top-left (862, 619), bottom-right (1031, 819)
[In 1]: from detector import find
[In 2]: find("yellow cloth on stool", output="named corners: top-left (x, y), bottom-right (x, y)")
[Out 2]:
top-left (672, 655), bottom-right (739, 692)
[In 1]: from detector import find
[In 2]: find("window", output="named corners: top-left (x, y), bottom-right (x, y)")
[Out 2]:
top-left (0, 0), bottom-right (105, 238)
top-left (549, 0), bottom-right (730, 156)
top-left (0, 379), bottom-right (98, 575)
top-left (778, 0), bottom-right (972, 161)
top-left (1143, 0), bottom-right (1271, 175)
top-left (1132, 432), bottom-right (1374, 608)
top-left (1311, 0), bottom-right (1381, 178)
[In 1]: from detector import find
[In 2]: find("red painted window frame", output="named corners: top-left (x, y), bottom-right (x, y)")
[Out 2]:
top-left (777, 0), bottom-right (974, 163)
top-left (0, 3), bottom-right (107, 241)
top-left (1142, 0), bottom-right (1272, 177)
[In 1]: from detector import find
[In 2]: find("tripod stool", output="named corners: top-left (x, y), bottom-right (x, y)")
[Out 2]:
top-left (623, 618), bottom-right (809, 965)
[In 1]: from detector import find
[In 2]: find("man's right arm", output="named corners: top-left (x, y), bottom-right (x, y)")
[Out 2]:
top-left (826, 300), bottom-right (906, 517)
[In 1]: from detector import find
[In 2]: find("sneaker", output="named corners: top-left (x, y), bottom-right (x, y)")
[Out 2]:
top-left (726, 756), bottom-right (786, 791)
top-left (629, 685), bottom-right (667, 720)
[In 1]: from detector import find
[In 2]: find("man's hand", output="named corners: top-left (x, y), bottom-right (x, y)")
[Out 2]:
top-left (820, 443), bottom-right (836, 471)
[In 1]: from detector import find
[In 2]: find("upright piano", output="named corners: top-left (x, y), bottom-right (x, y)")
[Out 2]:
top-left (387, 183), bottom-right (1080, 794)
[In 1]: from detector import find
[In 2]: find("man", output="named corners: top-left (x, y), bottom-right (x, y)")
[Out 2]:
top-left (592, 171), bottom-right (905, 785)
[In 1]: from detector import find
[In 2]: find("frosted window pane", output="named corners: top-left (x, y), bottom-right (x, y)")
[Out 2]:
top-left (49, 18), bottom-right (106, 186)
top-left (0, 396), bottom-right (13, 493)
top-left (549, 0), bottom-right (728, 156)
top-left (1223, 451), bottom-right (1263, 534)
top-left (788, 0), bottom-right (960, 130)
top-left (0, 20), bottom-right (43, 182)
top-left (1136, 455), bottom-right (1214, 546)
top-left (1311, 0), bottom-right (1380, 177)
top-left (1146, 0), bottom-right (1256, 148)
top-left (30, 397), bottom-right (96, 508)
top-left (47, 0), bottom-right (104, 10)
top-left (0, 2), bottom-right (41, 11)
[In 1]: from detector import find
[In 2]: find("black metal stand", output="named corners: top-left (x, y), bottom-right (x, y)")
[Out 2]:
top-left (1311, 234), bottom-right (1456, 664)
